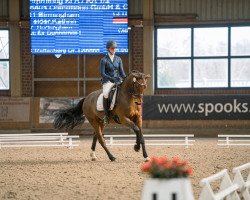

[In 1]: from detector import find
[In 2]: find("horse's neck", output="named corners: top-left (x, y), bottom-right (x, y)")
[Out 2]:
top-left (119, 80), bottom-right (133, 99)
top-left (121, 79), bottom-right (132, 93)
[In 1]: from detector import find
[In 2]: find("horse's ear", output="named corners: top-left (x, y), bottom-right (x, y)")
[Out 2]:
top-left (131, 72), bottom-right (140, 78)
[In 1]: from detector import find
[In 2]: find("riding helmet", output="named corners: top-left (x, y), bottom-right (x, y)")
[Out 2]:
top-left (106, 40), bottom-right (117, 49)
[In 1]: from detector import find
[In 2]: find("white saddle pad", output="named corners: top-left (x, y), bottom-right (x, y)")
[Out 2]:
top-left (96, 89), bottom-right (118, 111)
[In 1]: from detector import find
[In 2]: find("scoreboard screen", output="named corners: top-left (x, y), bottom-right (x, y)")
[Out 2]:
top-left (30, 0), bottom-right (128, 54)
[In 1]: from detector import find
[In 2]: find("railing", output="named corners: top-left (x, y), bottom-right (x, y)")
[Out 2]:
top-left (104, 134), bottom-right (195, 148)
top-left (0, 133), bottom-right (80, 149)
top-left (218, 134), bottom-right (250, 147)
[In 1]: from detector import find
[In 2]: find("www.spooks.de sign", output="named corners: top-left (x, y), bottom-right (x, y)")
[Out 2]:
top-left (142, 95), bottom-right (250, 120)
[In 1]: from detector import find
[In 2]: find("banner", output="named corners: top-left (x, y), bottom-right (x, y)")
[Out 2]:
top-left (0, 98), bottom-right (30, 122)
top-left (143, 95), bottom-right (250, 120)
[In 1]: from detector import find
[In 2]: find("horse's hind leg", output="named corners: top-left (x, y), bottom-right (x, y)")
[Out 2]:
top-left (89, 118), bottom-right (116, 161)
top-left (96, 133), bottom-right (116, 161)
top-left (90, 133), bottom-right (98, 161)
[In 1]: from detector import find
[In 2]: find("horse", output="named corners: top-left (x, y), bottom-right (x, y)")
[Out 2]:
top-left (54, 70), bottom-right (151, 161)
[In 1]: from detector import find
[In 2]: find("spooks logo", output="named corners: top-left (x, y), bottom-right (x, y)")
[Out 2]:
top-left (197, 100), bottom-right (249, 116)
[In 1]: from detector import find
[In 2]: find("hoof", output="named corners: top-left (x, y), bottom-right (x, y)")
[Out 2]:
top-left (110, 157), bottom-right (116, 162)
top-left (90, 151), bottom-right (97, 161)
top-left (134, 144), bottom-right (140, 152)
top-left (144, 157), bottom-right (150, 162)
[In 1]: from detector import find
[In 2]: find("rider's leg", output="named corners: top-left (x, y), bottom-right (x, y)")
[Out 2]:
top-left (103, 97), bottom-right (109, 124)
top-left (102, 81), bottom-right (115, 125)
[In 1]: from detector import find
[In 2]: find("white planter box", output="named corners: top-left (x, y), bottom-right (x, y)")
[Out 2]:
top-left (141, 178), bottom-right (195, 200)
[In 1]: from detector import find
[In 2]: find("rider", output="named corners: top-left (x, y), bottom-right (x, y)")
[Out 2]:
top-left (100, 40), bottom-right (126, 125)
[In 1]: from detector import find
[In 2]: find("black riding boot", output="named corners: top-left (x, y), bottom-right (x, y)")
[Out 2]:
top-left (103, 97), bottom-right (109, 125)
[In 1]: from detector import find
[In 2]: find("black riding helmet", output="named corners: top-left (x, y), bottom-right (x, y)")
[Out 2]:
top-left (106, 40), bottom-right (117, 49)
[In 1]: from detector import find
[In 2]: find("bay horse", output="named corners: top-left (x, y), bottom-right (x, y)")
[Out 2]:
top-left (54, 70), bottom-right (150, 161)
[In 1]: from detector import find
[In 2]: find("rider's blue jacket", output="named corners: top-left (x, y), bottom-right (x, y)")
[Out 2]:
top-left (100, 54), bottom-right (126, 84)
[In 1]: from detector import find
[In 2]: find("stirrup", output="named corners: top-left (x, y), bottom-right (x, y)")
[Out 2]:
top-left (103, 115), bottom-right (109, 125)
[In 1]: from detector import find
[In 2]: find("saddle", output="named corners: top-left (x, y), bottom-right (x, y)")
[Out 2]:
top-left (96, 85), bottom-right (118, 111)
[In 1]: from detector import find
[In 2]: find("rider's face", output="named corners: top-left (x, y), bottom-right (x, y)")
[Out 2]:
top-left (108, 47), bottom-right (116, 55)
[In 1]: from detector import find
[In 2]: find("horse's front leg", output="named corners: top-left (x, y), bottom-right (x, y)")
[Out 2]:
top-left (135, 116), bottom-right (149, 161)
top-left (121, 117), bottom-right (149, 161)
top-left (134, 130), bottom-right (141, 152)
top-left (133, 117), bottom-right (142, 152)
top-left (140, 133), bottom-right (150, 161)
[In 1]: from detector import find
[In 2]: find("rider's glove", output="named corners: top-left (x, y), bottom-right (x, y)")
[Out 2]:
top-left (110, 77), bottom-right (115, 83)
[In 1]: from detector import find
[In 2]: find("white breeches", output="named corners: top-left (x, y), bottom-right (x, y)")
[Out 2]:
top-left (102, 81), bottom-right (115, 98)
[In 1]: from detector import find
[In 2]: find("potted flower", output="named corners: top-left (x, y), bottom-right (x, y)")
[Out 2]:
top-left (140, 156), bottom-right (194, 200)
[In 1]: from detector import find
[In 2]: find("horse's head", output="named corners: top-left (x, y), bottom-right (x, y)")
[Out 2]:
top-left (124, 70), bottom-right (150, 104)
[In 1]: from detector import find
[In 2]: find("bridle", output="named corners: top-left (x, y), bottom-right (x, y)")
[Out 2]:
top-left (129, 78), bottom-right (147, 104)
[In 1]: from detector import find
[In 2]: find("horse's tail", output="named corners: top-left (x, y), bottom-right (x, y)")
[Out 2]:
top-left (53, 98), bottom-right (86, 130)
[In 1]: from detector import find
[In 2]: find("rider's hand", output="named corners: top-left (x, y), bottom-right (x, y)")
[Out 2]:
top-left (115, 78), bottom-right (123, 85)
top-left (110, 77), bottom-right (115, 83)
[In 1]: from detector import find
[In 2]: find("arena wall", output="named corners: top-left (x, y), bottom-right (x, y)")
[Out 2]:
top-left (0, 0), bottom-right (250, 134)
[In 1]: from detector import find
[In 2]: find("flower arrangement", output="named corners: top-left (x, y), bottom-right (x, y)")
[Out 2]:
top-left (141, 156), bottom-right (193, 179)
